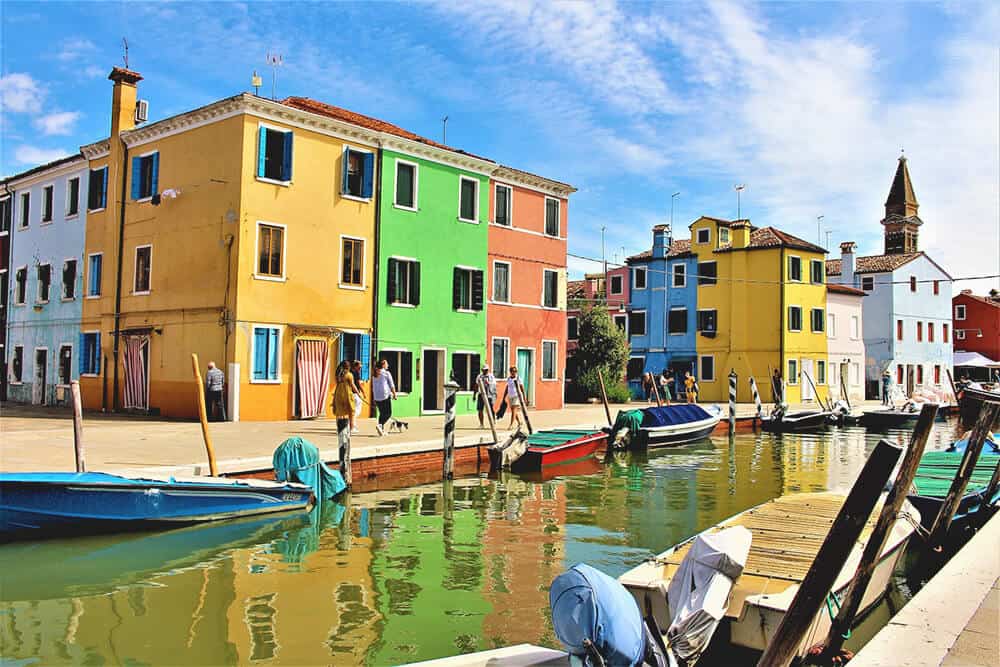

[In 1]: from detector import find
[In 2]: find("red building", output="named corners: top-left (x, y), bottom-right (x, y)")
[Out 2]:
top-left (486, 166), bottom-right (574, 410)
top-left (953, 289), bottom-right (1000, 362)
top-left (566, 265), bottom-right (630, 389)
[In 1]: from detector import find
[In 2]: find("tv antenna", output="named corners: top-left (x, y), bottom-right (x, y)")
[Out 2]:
top-left (734, 184), bottom-right (746, 220)
top-left (122, 37), bottom-right (129, 69)
top-left (251, 70), bottom-right (263, 96)
top-left (442, 116), bottom-right (449, 144)
top-left (266, 52), bottom-right (283, 101)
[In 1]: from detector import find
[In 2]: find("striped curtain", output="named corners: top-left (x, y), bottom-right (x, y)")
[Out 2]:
top-left (122, 335), bottom-right (149, 410)
top-left (296, 339), bottom-right (330, 419)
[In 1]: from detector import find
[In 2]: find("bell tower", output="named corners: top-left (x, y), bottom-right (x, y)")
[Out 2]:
top-left (881, 155), bottom-right (922, 254)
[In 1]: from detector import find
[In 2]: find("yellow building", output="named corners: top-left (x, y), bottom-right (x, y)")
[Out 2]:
top-left (80, 67), bottom-right (377, 419)
top-left (689, 216), bottom-right (830, 404)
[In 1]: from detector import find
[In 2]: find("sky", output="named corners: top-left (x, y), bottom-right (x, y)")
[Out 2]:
top-left (2, 1), bottom-right (998, 294)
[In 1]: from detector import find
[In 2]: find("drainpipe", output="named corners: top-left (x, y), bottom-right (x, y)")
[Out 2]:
top-left (779, 249), bottom-right (786, 396)
top-left (111, 145), bottom-right (129, 411)
top-left (371, 144), bottom-right (383, 365)
top-left (0, 183), bottom-right (11, 402)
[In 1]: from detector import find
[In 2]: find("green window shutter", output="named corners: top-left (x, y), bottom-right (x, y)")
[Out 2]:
top-left (257, 127), bottom-right (267, 177)
top-left (361, 152), bottom-right (374, 198)
top-left (471, 269), bottom-right (484, 311)
top-left (386, 258), bottom-right (398, 303)
top-left (131, 157), bottom-right (141, 199)
top-left (281, 132), bottom-right (293, 181)
top-left (453, 267), bottom-right (463, 310)
top-left (411, 262), bottom-right (421, 306)
top-left (401, 352), bottom-right (412, 393)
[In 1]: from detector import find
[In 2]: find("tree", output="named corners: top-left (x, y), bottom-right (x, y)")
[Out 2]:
top-left (572, 305), bottom-right (629, 400)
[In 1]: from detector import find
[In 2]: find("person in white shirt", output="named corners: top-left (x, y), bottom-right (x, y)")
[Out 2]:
top-left (504, 366), bottom-right (524, 430)
top-left (372, 359), bottom-right (396, 436)
top-left (475, 365), bottom-right (497, 428)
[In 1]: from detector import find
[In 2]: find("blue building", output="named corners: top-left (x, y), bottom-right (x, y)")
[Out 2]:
top-left (5, 154), bottom-right (90, 406)
top-left (626, 225), bottom-right (698, 399)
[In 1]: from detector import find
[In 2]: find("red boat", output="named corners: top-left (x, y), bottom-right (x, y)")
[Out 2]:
top-left (509, 429), bottom-right (607, 472)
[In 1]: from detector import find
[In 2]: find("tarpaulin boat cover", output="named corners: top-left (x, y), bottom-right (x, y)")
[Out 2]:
top-left (948, 433), bottom-right (1000, 454)
top-left (613, 410), bottom-right (645, 437)
top-left (666, 525), bottom-right (752, 663)
top-left (641, 405), bottom-right (713, 428)
top-left (273, 437), bottom-right (346, 500)
top-left (550, 563), bottom-right (645, 666)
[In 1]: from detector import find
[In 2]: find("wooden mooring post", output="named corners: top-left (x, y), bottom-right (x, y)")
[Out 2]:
top-left (190, 353), bottom-right (219, 477)
top-left (818, 403), bottom-right (938, 661)
top-left (70, 380), bottom-right (86, 473)
top-left (749, 376), bottom-right (763, 426)
top-left (597, 369), bottom-right (613, 427)
top-left (517, 381), bottom-right (534, 435)
top-left (477, 376), bottom-right (499, 445)
top-left (756, 439), bottom-right (903, 667)
top-left (442, 380), bottom-right (460, 480)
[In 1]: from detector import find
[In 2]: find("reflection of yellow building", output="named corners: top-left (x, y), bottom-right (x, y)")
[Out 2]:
top-left (778, 435), bottom-right (831, 494)
top-left (690, 217), bottom-right (830, 404)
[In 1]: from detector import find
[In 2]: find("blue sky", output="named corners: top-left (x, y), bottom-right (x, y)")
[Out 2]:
top-left (2, 1), bottom-right (997, 292)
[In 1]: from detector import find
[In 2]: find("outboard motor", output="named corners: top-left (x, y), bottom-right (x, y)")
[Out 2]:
top-left (769, 403), bottom-right (788, 422)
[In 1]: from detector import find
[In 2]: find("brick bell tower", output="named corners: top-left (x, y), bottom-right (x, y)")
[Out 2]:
top-left (881, 155), bottom-right (922, 255)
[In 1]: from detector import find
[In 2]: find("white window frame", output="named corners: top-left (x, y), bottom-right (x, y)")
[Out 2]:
top-left (629, 309), bottom-right (647, 337)
top-left (61, 257), bottom-right (78, 301)
top-left (250, 324), bottom-right (283, 384)
top-left (36, 262), bottom-right (52, 304)
top-left (544, 196), bottom-right (561, 237)
top-left (609, 274), bottom-right (624, 295)
top-left (955, 304), bottom-right (966, 320)
top-left (810, 307), bottom-right (825, 333)
top-left (541, 268), bottom-right (559, 309)
top-left (80, 331), bottom-right (101, 377)
top-left (699, 354), bottom-right (716, 382)
top-left (827, 313), bottom-right (836, 339)
top-left (672, 263), bottom-right (686, 288)
top-left (696, 227), bottom-right (710, 245)
top-left (379, 347), bottom-right (413, 395)
top-left (66, 176), bottom-right (81, 218)
top-left (719, 227), bottom-right (730, 244)
top-left (956, 330), bottom-right (966, 340)
top-left (254, 220), bottom-right (287, 282)
top-left (788, 255), bottom-right (802, 282)
top-left (851, 315), bottom-right (860, 340)
top-left (817, 359), bottom-right (826, 385)
top-left (810, 259), bottom-right (824, 284)
top-left (57, 343), bottom-right (74, 387)
top-left (492, 260), bottom-right (511, 304)
top-left (633, 267), bottom-right (647, 290)
top-left (40, 183), bottom-right (55, 224)
top-left (491, 336), bottom-right (510, 379)
top-left (134, 150), bottom-right (159, 202)
top-left (393, 159), bottom-right (419, 211)
top-left (787, 358), bottom-right (799, 385)
top-left (493, 183), bottom-right (513, 226)
top-left (613, 313), bottom-right (628, 335)
top-left (133, 244), bottom-right (152, 295)
top-left (14, 264), bottom-right (28, 305)
top-left (10, 345), bottom-right (24, 384)
top-left (338, 234), bottom-right (366, 290)
top-left (256, 123), bottom-right (293, 187)
top-left (541, 340), bottom-right (558, 381)
top-left (457, 175), bottom-right (480, 224)
top-left (389, 255), bottom-right (419, 307)
top-left (454, 265), bottom-right (479, 313)
top-left (87, 252), bottom-right (103, 298)
top-left (451, 350), bottom-right (481, 394)
top-left (668, 307), bottom-right (688, 335)
top-left (18, 192), bottom-right (30, 229)
top-left (340, 144), bottom-right (373, 200)
top-left (788, 305), bottom-right (803, 332)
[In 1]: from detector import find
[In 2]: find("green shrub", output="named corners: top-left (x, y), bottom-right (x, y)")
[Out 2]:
top-left (604, 382), bottom-right (632, 404)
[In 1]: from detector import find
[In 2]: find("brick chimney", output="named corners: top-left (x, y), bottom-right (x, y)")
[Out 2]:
top-left (109, 67), bottom-right (142, 137)
top-left (840, 241), bottom-right (857, 286)
top-left (730, 219), bottom-right (751, 249)
top-left (652, 224), bottom-right (670, 259)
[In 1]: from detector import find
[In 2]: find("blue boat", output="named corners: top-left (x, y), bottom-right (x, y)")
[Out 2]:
top-left (0, 472), bottom-right (315, 541)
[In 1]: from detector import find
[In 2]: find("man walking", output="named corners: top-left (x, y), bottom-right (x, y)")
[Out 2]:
top-left (372, 359), bottom-right (396, 436)
top-left (205, 361), bottom-right (226, 422)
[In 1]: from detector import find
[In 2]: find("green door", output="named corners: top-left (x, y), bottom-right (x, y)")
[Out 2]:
top-left (517, 348), bottom-right (534, 405)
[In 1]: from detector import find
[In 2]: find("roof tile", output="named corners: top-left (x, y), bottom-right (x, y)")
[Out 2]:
top-left (826, 252), bottom-right (922, 276)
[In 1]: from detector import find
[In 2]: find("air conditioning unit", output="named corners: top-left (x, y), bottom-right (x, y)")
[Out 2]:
top-left (135, 99), bottom-right (149, 123)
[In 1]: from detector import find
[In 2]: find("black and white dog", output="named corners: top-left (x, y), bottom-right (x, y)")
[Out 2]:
top-left (386, 419), bottom-right (409, 434)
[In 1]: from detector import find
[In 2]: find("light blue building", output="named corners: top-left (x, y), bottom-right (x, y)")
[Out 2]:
top-left (626, 225), bottom-right (698, 400)
top-left (827, 157), bottom-right (953, 399)
top-left (6, 154), bottom-right (90, 405)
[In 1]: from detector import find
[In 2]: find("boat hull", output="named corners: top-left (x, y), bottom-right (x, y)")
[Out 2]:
top-left (639, 420), bottom-right (720, 448)
top-left (760, 411), bottom-right (831, 433)
top-left (860, 410), bottom-right (919, 430)
top-left (510, 431), bottom-right (606, 472)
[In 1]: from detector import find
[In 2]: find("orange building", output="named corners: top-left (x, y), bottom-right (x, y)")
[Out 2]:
top-left (486, 167), bottom-right (574, 410)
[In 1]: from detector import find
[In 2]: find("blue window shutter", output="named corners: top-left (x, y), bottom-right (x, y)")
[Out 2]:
top-left (361, 152), bottom-right (374, 198)
top-left (341, 148), bottom-right (350, 194)
top-left (359, 334), bottom-right (371, 381)
top-left (257, 127), bottom-right (267, 177)
top-left (282, 132), bottom-right (293, 181)
top-left (338, 335), bottom-right (347, 363)
top-left (150, 153), bottom-right (159, 195)
top-left (131, 157), bottom-right (141, 199)
top-left (95, 335), bottom-right (101, 374)
top-left (78, 333), bottom-right (86, 375)
top-left (253, 329), bottom-right (268, 380)
top-left (268, 328), bottom-right (279, 380)
top-left (101, 167), bottom-right (108, 207)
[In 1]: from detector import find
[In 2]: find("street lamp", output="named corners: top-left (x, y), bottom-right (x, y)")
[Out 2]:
top-left (670, 191), bottom-right (681, 229)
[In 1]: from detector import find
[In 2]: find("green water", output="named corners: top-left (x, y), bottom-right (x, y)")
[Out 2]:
top-left (0, 423), bottom-right (962, 666)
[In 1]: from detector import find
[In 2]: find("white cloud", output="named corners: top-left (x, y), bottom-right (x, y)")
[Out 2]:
top-left (33, 110), bottom-right (81, 136)
top-left (14, 145), bottom-right (71, 165)
top-left (84, 65), bottom-right (105, 79)
top-left (56, 38), bottom-right (97, 62)
top-left (0, 73), bottom-right (45, 113)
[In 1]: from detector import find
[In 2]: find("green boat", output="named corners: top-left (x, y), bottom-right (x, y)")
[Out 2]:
top-left (907, 450), bottom-right (999, 530)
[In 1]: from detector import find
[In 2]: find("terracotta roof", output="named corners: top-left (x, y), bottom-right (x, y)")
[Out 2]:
top-left (627, 239), bottom-right (693, 263)
top-left (282, 97), bottom-right (494, 163)
top-left (826, 252), bottom-right (922, 276)
top-left (827, 284), bottom-right (866, 297)
top-left (715, 226), bottom-right (827, 254)
top-left (566, 280), bottom-right (587, 299)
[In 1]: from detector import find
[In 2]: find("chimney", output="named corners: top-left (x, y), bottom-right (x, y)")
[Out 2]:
top-left (652, 224), bottom-right (670, 259)
top-left (730, 219), bottom-right (751, 249)
top-left (109, 67), bottom-right (143, 137)
top-left (960, 289), bottom-right (973, 295)
top-left (840, 241), bottom-right (857, 286)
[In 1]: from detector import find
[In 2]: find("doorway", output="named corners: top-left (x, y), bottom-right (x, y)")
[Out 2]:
top-left (801, 359), bottom-right (815, 401)
top-left (906, 365), bottom-right (915, 397)
top-left (422, 349), bottom-right (444, 412)
top-left (122, 335), bottom-right (150, 410)
top-left (33, 349), bottom-right (47, 405)
top-left (516, 348), bottom-right (534, 406)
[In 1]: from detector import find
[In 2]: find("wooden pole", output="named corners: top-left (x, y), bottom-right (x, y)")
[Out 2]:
top-left (477, 376), bottom-right (499, 445)
top-left (821, 403), bottom-right (938, 658)
top-left (650, 374), bottom-right (663, 407)
top-left (442, 380), bottom-right (459, 479)
top-left (190, 353), bottom-right (219, 477)
top-left (517, 381), bottom-right (534, 435)
top-left (927, 402), bottom-right (1000, 548)
top-left (976, 452), bottom-right (1000, 523)
top-left (945, 369), bottom-right (960, 406)
top-left (337, 418), bottom-right (352, 487)
top-left (597, 369), bottom-right (613, 427)
top-left (70, 380), bottom-right (86, 473)
top-left (756, 440), bottom-right (903, 667)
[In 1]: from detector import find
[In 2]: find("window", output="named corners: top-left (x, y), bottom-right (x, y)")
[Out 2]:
top-left (610, 274), bottom-right (623, 295)
top-left (698, 261), bottom-right (717, 286)
top-left (568, 317), bottom-right (578, 340)
top-left (828, 313), bottom-right (836, 338)
top-left (697, 309), bottom-right (717, 334)
top-left (394, 160), bottom-right (417, 209)
top-left (852, 363), bottom-right (860, 385)
top-left (788, 359), bottom-right (798, 384)
top-left (133, 246), bottom-right (151, 293)
top-left (542, 269), bottom-right (558, 309)
top-left (12, 346), bottom-right (23, 383)
top-left (131, 152), bottom-right (159, 199)
top-left (491, 338), bottom-right (509, 379)
top-left (544, 197), bottom-right (560, 236)
top-left (934, 365), bottom-right (941, 384)
top-left (387, 258), bottom-right (420, 306)
top-left (928, 323), bottom-right (935, 342)
top-left (459, 176), bottom-right (479, 223)
top-left (257, 128), bottom-right (293, 183)
top-left (379, 349), bottom-right (413, 393)
top-left (817, 360), bottom-right (826, 385)
top-left (917, 321), bottom-right (923, 342)
top-left (542, 341), bottom-right (558, 380)
top-left (699, 355), bottom-right (715, 382)
top-left (614, 314), bottom-right (627, 333)
top-left (251, 326), bottom-right (281, 382)
top-left (933, 280), bottom-right (940, 295)
top-left (909, 276), bottom-right (917, 292)
top-left (943, 323), bottom-right (949, 340)
top-left (41, 185), bottom-right (54, 222)
top-left (494, 184), bottom-right (511, 226)
top-left (956, 329), bottom-right (966, 341)
top-left (627, 357), bottom-right (645, 382)
top-left (62, 259), bottom-right (77, 299)
top-left (917, 365), bottom-right (924, 384)
top-left (672, 263), bottom-right (686, 288)
top-left (669, 308), bottom-right (687, 334)
top-left (19, 192), bottom-right (29, 229)
top-left (453, 267), bottom-right (484, 311)
top-left (15, 267), bottom-right (27, 304)
top-left (58, 345), bottom-right (72, 385)
top-left (37, 264), bottom-right (51, 303)
top-left (955, 304), bottom-right (966, 320)
top-left (696, 228), bottom-right (710, 244)
top-left (66, 177), bottom-right (80, 216)
top-left (629, 311), bottom-right (647, 337)
top-left (88, 253), bottom-right (103, 297)
top-left (0, 196), bottom-right (9, 232)
top-left (810, 259), bottom-right (824, 284)
top-left (340, 237), bottom-right (364, 287)
top-left (256, 223), bottom-right (284, 279)
top-left (788, 306), bottom-right (802, 332)
top-left (719, 228), bottom-right (730, 244)
top-left (788, 256), bottom-right (802, 282)
top-left (810, 308), bottom-right (825, 333)
top-left (80, 333), bottom-right (100, 375)
top-left (492, 262), bottom-right (510, 303)
top-left (451, 352), bottom-right (481, 391)
top-left (633, 267), bottom-right (647, 290)
top-left (897, 366), bottom-right (903, 384)
top-left (88, 167), bottom-right (108, 210)
top-left (896, 319), bottom-right (903, 341)
top-left (851, 316), bottom-right (859, 339)
top-left (342, 147), bottom-right (373, 198)
top-left (861, 276), bottom-right (874, 291)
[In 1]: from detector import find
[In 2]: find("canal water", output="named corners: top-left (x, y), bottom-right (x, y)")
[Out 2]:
top-left (0, 422), bottom-right (962, 666)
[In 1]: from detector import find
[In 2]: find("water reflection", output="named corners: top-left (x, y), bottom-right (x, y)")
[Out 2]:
top-left (0, 422), bottom-right (961, 665)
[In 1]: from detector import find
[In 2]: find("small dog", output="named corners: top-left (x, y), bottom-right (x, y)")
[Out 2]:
top-left (386, 419), bottom-right (409, 434)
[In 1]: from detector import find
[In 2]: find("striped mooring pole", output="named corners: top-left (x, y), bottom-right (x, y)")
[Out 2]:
top-left (728, 369), bottom-right (737, 434)
top-left (337, 417), bottom-right (352, 488)
top-left (442, 380), bottom-right (460, 480)
top-left (749, 376), bottom-right (763, 420)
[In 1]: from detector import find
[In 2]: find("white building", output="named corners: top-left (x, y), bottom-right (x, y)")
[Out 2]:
top-left (825, 282), bottom-right (866, 403)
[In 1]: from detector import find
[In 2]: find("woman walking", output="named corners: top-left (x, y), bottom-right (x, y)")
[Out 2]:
top-left (372, 359), bottom-right (396, 436)
top-left (504, 366), bottom-right (524, 430)
top-left (350, 360), bottom-right (364, 433)
top-left (333, 360), bottom-right (356, 432)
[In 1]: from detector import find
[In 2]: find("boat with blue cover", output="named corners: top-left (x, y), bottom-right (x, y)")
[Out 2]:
top-left (612, 404), bottom-right (723, 449)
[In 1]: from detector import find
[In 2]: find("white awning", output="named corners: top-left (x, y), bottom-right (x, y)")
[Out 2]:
top-left (954, 351), bottom-right (1000, 368)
